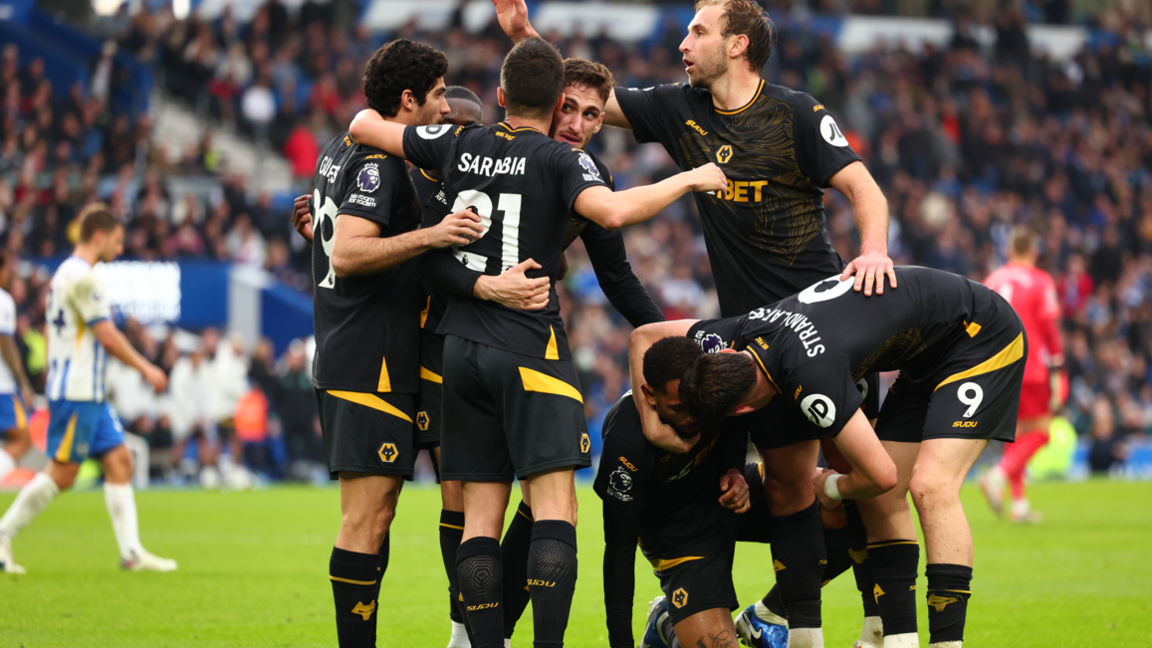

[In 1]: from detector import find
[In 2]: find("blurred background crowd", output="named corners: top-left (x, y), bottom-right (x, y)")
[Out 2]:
top-left (2, 0), bottom-right (1150, 485)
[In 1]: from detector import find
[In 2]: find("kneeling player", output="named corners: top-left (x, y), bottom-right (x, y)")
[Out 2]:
top-left (634, 266), bottom-right (1025, 648)
top-left (599, 337), bottom-right (857, 648)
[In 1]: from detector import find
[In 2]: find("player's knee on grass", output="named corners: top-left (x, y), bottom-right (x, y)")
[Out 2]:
top-left (671, 608), bottom-right (740, 648)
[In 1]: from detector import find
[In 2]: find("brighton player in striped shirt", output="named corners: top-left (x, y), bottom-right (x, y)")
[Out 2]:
top-left (0, 205), bottom-right (176, 574)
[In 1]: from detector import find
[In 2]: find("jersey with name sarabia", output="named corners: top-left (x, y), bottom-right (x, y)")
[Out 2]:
top-left (45, 256), bottom-right (112, 402)
top-left (310, 132), bottom-right (422, 394)
top-left (594, 393), bottom-right (746, 553)
top-left (615, 81), bottom-right (861, 316)
top-left (403, 122), bottom-right (608, 360)
top-left (689, 266), bottom-right (1013, 436)
top-left (0, 288), bottom-right (18, 395)
top-left (984, 262), bottom-right (1062, 385)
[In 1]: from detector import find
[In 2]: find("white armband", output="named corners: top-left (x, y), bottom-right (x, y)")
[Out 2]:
top-left (824, 474), bottom-right (843, 502)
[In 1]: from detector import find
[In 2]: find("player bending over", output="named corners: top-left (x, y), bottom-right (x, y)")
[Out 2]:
top-left (347, 38), bottom-right (725, 648)
top-left (0, 252), bottom-right (34, 483)
top-left (0, 205), bottom-right (174, 574)
top-left (599, 336), bottom-right (858, 648)
top-left (979, 227), bottom-right (1063, 524)
top-left (638, 266), bottom-right (1025, 648)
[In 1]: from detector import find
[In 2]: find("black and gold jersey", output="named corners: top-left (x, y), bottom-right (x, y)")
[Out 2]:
top-left (414, 150), bottom-right (663, 334)
top-left (309, 132), bottom-right (422, 394)
top-left (615, 80), bottom-right (862, 316)
top-left (689, 267), bottom-right (1021, 436)
top-left (403, 122), bottom-right (608, 360)
top-left (593, 393), bottom-right (746, 553)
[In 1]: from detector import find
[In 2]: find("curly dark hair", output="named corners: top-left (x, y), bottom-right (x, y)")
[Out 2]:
top-left (679, 351), bottom-right (759, 425)
top-left (363, 39), bottom-right (449, 117)
top-left (642, 337), bottom-right (703, 393)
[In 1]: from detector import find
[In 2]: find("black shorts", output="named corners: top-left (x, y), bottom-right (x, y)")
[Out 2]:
top-left (643, 529), bottom-right (739, 625)
top-left (876, 307), bottom-right (1026, 444)
top-left (440, 335), bottom-right (591, 482)
top-left (416, 331), bottom-right (444, 449)
top-left (731, 373), bottom-right (880, 449)
top-left (316, 389), bottom-right (417, 479)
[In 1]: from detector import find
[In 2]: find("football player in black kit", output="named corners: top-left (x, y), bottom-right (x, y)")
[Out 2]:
top-left (490, 2), bottom-right (895, 645)
top-left (492, 58), bottom-right (667, 647)
top-left (597, 337), bottom-right (862, 648)
top-left (299, 84), bottom-right (549, 648)
top-left (305, 40), bottom-right (496, 648)
top-left (347, 39), bottom-right (726, 648)
top-left (634, 267), bottom-right (1027, 648)
top-left (408, 85), bottom-right (488, 648)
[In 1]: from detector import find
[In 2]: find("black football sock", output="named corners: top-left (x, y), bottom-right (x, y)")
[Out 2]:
top-left (844, 501), bottom-right (880, 619)
top-left (527, 520), bottom-right (578, 648)
top-left (926, 563), bottom-right (972, 644)
top-left (501, 500), bottom-right (534, 639)
top-left (372, 531), bottom-right (390, 603)
top-left (457, 537), bottom-right (505, 648)
top-left (440, 510), bottom-right (466, 624)
top-left (760, 526), bottom-right (852, 622)
top-left (821, 526), bottom-right (854, 584)
top-left (767, 499), bottom-right (825, 629)
top-left (868, 540), bottom-right (919, 637)
top-left (761, 585), bottom-right (787, 619)
top-left (329, 547), bottom-right (380, 648)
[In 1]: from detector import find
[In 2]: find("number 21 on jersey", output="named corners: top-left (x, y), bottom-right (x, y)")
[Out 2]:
top-left (450, 190), bottom-right (522, 273)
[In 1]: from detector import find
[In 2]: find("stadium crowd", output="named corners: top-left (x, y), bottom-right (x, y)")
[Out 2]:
top-left (2, 0), bottom-right (1151, 481)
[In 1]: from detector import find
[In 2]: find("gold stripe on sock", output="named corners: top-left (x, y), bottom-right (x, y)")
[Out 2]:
top-left (330, 575), bottom-right (377, 586)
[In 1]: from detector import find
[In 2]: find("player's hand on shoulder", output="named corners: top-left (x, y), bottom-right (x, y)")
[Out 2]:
top-left (813, 468), bottom-right (843, 510)
top-left (292, 194), bottom-right (313, 243)
top-left (427, 208), bottom-right (484, 249)
top-left (475, 259), bottom-right (551, 311)
top-left (841, 247), bottom-right (896, 296)
top-left (689, 162), bottom-right (728, 194)
top-left (142, 364), bottom-right (168, 394)
top-left (719, 468), bottom-right (751, 514)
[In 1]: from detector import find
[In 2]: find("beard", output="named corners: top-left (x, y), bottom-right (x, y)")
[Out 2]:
top-left (687, 49), bottom-right (727, 90)
top-left (416, 103), bottom-right (442, 127)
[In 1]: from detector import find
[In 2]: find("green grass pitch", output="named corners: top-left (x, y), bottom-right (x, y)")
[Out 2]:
top-left (0, 479), bottom-right (1149, 647)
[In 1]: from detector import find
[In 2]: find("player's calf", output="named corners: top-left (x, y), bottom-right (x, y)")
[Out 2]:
top-left (523, 469), bottom-right (578, 648)
top-left (331, 473), bottom-right (402, 648)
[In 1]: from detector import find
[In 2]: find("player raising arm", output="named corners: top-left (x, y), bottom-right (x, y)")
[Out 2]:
top-left (347, 105), bottom-right (726, 234)
top-left (0, 205), bottom-right (173, 575)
